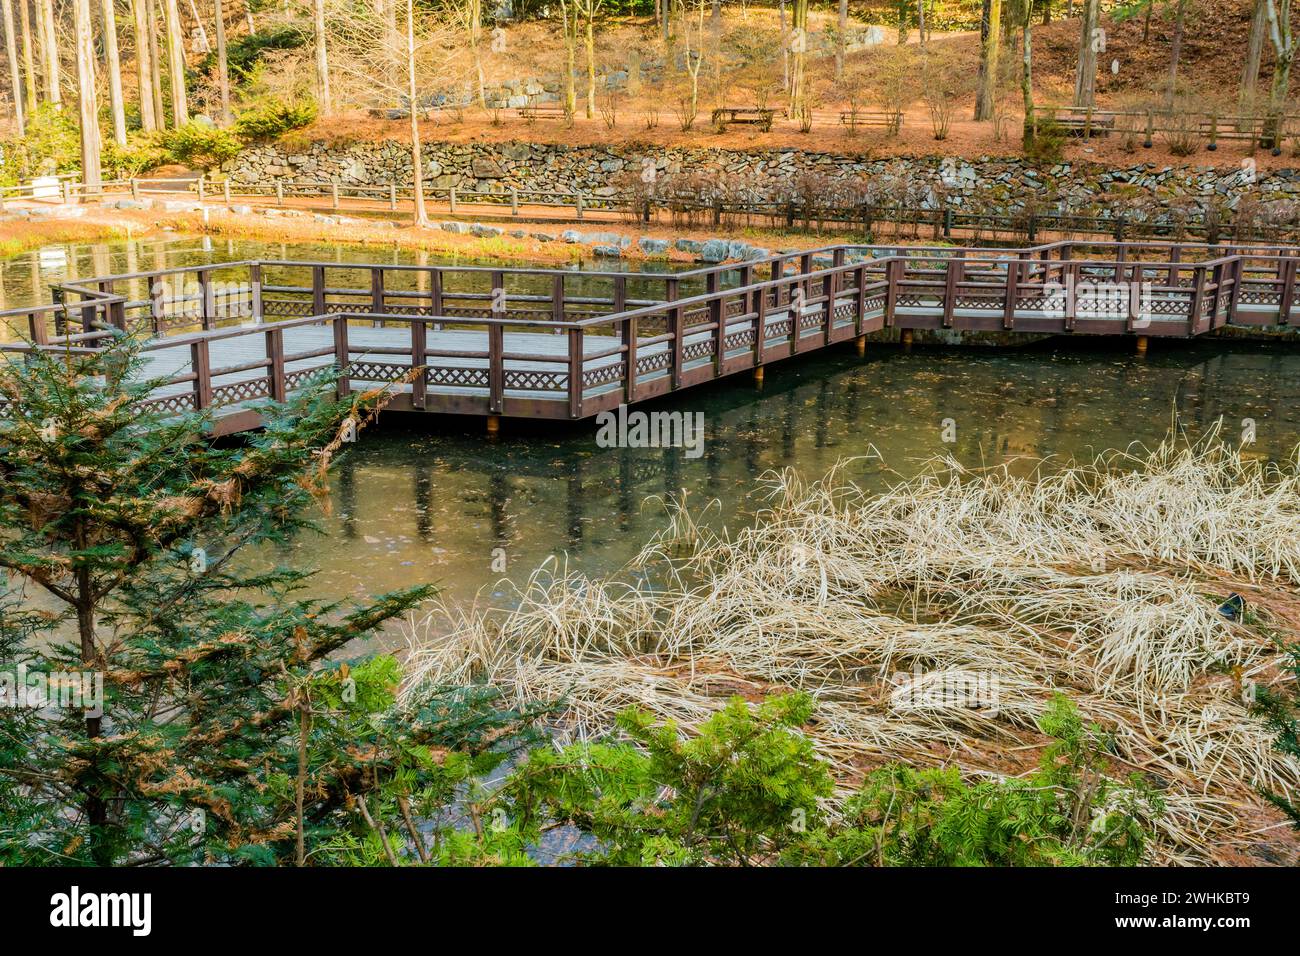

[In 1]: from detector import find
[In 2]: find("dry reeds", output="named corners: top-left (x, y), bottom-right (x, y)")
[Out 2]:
top-left (403, 426), bottom-right (1300, 864)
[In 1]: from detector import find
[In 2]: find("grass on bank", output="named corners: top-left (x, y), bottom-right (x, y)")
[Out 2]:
top-left (404, 424), bottom-right (1300, 865)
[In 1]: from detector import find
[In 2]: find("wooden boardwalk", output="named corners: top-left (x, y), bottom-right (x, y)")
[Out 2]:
top-left (2, 239), bottom-right (1297, 434)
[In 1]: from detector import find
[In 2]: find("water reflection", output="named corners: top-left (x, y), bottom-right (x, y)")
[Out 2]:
top-left (260, 338), bottom-right (1300, 646)
top-left (7, 237), bottom-right (1300, 649)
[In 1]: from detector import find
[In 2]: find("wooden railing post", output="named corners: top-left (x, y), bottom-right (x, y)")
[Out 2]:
top-left (266, 328), bottom-right (286, 401)
top-left (510, 187), bottom-right (519, 216)
top-left (883, 257), bottom-right (903, 328)
top-left (941, 253), bottom-right (964, 328)
top-left (389, 184), bottom-right (398, 211)
top-left (223, 180), bottom-right (231, 205)
top-left (1188, 265), bottom-right (1208, 334)
top-left (449, 187), bottom-right (457, 214)
top-left (191, 340), bottom-right (213, 410)
top-left (1002, 259), bottom-right (1020, 330)
top-left (568, 327), bottom-right (584, 418)
top-left (706, 271), bottom-right (722, 376)
top-left (312, 265), bottom-right (326, 317)
top-left (854, 264), bottom-right (867, 333)
top-left (332, 316), bottom-right (351, 397)
top-left (667, 277), bottom-right (682, 388)
top-left (551, 274), bottom-right (566, 324)
top-left (623, 315), bottom-right (638, 403)
top-left (331, 181), bottom-right (340, 209)
top-left (410, 319), bottom-right (427, 409)
top-left (275, 182), bottom-right (284, 205)
top-left (249, 262), bottom-right (263, 322)
top-left (371, 266), bottom-right (386, 326)
top-left (198, 268), bottom-right (214, 330)
top-left (1277, 256), bottom-right (1297, 325)
top-left (488, 322), bottom-right (504, 414)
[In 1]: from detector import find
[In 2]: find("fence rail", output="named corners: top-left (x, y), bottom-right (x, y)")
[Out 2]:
top-left (1, 238), bottom-right (1294, 435)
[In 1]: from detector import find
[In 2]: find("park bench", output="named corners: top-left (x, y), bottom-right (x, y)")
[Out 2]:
top-left (1053, 112), bottom-right (1117, 137)
top-left (516, 105), bottom-right (569, 121)
top-left (712, 107), bottom-right (780, 132)
top-left (838, 109), bottom-right (903, 135)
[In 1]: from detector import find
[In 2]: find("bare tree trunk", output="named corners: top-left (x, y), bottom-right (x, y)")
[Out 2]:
top-left (133, 0), bottom-right (157, 130)
top-left (835, 0), bottom-right (846, 79)
top-left (466, 0), bottom-right (486, 109)
top-left (711, 0), bottom-right (721, 97)
top-left (975, 0), bottom-right (1001, 120)
top-left (37, 0), bottom-right (59, 104)
top-left (214, 0), bottom-right (231, 123)
top-left (74, 0), bottom-right (102, 188)
top-left (1265, 0), bottom-right (1295, 149)
top-left (1072, 0), bottom-right (1098, 107)
top-left (791, 0), bottom-right (807, 121)
top-left (245, 0), bottom-right (253, 33)
top-left (1166, 0), bottom-right (1187, 108)
top-left (584, 2), bottom-right (595, 119)
top-left (780, 0), bottom-right (788, 90)
top-left (1022, 0), bottom-right (1034, 146)
top-left (2, 0), bottom-right (24, 134)
top-left (560, 0), bottom-right (576, 115)
top-left (100, 0), bottom-right (127, 144)
top-left (918, 0), bottom-right (927, 46)
top-left (163, 0), bottom-right (189, 124)
top-left (312, 0), bottom-right (331, 112)
top-left (18, 0), bottom-right (36, 107)
top-left (147, 0), bottom-right (166, 126)
top-left (406, 0), bottom-right (427, 226)
top-left (1241, 0), bottom-right (1267, 120)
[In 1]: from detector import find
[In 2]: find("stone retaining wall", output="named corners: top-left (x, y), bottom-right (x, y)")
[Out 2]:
top-left (227, 140), bottom-right (1300, 219)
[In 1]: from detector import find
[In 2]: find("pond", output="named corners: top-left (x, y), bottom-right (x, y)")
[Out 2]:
top-left (8, 236), bottom-right (1300, 646)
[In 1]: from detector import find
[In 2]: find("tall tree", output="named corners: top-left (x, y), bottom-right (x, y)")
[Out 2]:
top-left (147, 0), bottom-right (166, 126)
top-left (835, 0), bottom-right (847, 79)
top-left (163, 0), bottom-right (188, 124)
top-left (73, 0), bottom-right (101, 188)
top-left (790, 0), bottom-right (807, 123)
top-left (1072, 0), bottom-right (1098, 107)
top-left (578, 0), bottom-right (601, 119)
top-left (1265, 0), bottom-right (1297, 148)
top-left (17, 0), bottom-right (35, 107)
top-left (1242, 0), bottom-right (1267, 118)
top-left (100, 0), bottom-right (127, 144)
top-left (406, 0), bottom-right (427, 226)
top-left (132, 0), bottom-right (158, 131)
top-left (2, 0), bottom-right (23, 134)
top-left (312, 0), bottom-right (331, 111)
top-left (454, 0), bottom-right (486, 109)
top-left (559, 0), bottom-right (578, 115)
top-left (214, 0), bottom-right (231, 123)
top-left (1021, 0), bottom-right (1034, 146)
top-left (1165, 0), bottom-right (1187, 108)
top-left (36, 0), bottom-right (58, 104)
top-left (975, 0), bottom-right (1002, 120)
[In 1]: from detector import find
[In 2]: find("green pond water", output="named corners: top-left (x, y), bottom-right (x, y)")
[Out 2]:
top-left (7, 237), bottom-right (1300, 645)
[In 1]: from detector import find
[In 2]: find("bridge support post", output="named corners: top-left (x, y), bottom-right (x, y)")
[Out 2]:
top-left (1135, 335), bottom-right (1149, 356)
top-left (753, 365), bottom-right (765, 387)
top-left (856, 334), bottom-right (867, 357)
top-left (901, 329), bottom-right (914, 350)
top-left (486, 415), bottom-right (501, 436)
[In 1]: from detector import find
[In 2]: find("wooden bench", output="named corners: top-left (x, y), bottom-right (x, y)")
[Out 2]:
top-left (838, 110), bottom-right (903, 135)
top-left (712, 107), bottom-right (780, 132)
top-left (516, 105), bottom-right (568, 121)
top-left (1051, 113), bottom-right (1117, 137)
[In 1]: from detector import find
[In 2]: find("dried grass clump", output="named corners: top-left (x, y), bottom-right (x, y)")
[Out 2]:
top-left (403, 427), bottom-right (1300, 864)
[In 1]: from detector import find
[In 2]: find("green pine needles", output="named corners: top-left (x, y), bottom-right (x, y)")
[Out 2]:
top-left (0, 334), bottom-right (542, 865)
